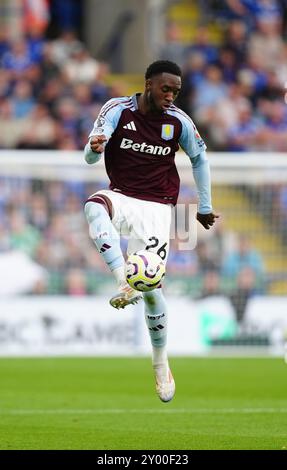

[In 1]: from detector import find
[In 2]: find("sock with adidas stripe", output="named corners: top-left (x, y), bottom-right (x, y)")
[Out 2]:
top-left (143, 289), bottom-right (168, 365)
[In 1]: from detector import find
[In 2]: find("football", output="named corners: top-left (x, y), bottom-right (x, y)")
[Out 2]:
top-left (125, 250), bottom-right (165, 292)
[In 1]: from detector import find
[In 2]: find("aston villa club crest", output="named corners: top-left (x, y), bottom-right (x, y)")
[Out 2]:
top-left (161, 124), bottom-right (174, 140)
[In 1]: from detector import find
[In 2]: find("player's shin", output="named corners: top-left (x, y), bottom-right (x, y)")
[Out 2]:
top-left (84, 201), bottom-right (125, 283)
top-left (143, 289), bottom-right (168, 363)
top-left (144, 288), bottom-right (175, 402)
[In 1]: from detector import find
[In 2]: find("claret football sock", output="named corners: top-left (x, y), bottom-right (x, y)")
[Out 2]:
top-left (84, 201), bottom-right (125, 272)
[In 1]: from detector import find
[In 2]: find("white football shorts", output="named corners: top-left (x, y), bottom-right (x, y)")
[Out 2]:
top-left (91, 189), bottom-right (172, 264)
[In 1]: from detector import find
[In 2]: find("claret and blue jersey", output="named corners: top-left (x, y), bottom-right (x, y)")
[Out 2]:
top-left (85, 93), bottom-right (211, 211)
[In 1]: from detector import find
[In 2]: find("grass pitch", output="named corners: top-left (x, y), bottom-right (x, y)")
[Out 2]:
top-left (0, 357), bottom-right (287, 450)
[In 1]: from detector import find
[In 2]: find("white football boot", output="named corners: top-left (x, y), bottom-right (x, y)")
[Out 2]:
top-left (153, 362), bottom-right (175, 403)
top-left (109, 282), bottom-right (142, 309)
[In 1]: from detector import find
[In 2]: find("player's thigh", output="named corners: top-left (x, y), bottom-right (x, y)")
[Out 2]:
top-left (127, 200), bottom-right (171, 264)
top-left (85, 189), bottom-right (125, 233)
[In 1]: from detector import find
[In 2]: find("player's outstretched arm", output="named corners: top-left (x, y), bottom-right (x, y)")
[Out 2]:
top-left (190, 151), bottom-right (219, 229)
top-left (196, 212), bottom-right (219, 230)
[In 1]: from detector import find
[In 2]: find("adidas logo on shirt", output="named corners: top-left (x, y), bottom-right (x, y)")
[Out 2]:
top-left (123, 121), bottom-right (137, 131)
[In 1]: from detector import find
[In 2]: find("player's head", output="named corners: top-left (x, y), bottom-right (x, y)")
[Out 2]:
top-left (144, 60), bottom-right (182, 113)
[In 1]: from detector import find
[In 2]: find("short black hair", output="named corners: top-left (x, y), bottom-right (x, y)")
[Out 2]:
top-left (145, 60), bottom-right (182, 80)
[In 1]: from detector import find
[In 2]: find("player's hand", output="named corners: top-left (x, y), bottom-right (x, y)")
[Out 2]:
top-left (196, 212), bottom-right (220, 230)
top-left (90, 135), bottom-right (107, 153)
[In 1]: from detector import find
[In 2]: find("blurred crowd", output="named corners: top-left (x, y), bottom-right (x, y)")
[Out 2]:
top-left (161, 0), bottom-right (287, 151)
top-left (0, 27), bottom-right (123, 150)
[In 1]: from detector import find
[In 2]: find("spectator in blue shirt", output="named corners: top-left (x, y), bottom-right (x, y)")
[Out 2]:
top-left (222, 234), bottom-right (265, 280)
